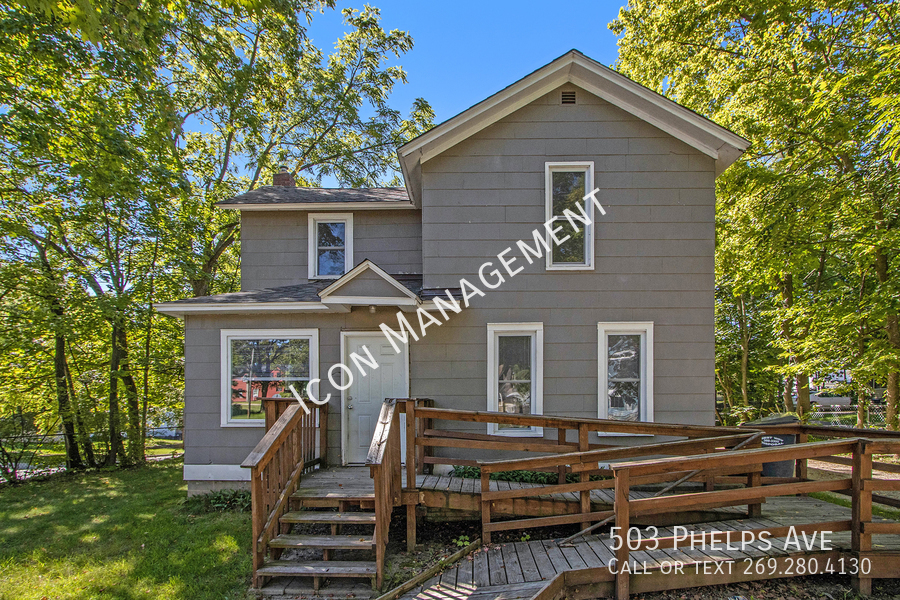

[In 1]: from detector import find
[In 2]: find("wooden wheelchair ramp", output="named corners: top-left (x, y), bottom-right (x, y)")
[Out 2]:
top-left (401, 497), bottom-right (900, 600)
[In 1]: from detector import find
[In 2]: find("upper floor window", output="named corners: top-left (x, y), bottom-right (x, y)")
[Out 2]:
top-left (545, 162), bottom-right (594, 270)
top-left (598, 322), bottom-right (654, 425)
top-left (220, 329), bottom-right (318, 427)
top-left (308, 213), bottom-right (353, 279)
top-left (487, 323), bottom-right (544, 437)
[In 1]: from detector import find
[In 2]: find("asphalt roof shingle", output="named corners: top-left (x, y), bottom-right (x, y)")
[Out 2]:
top-left (216, 186), bottom-right (410, 207)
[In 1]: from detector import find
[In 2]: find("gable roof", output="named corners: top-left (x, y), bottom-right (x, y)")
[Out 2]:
top-left (216, 187), bottom-right (413, 211)
top-left (397, 49), bottom-right (750, 207)
top-left (318, 260), bottom-right (421, 306)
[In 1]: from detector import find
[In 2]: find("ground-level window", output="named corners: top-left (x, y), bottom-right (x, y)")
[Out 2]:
top-left (487, 323), bottom-right (543, 436)
top-left (598, 322), bottom-right (653, 424)
top-left (545, 162), bottom-right (594, 270)
top-left (220, 329), bottom-right (318, 427)
top-left (308, 213), bottom-right (353, 279)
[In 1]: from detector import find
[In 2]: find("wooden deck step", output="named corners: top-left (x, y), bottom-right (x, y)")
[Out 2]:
top-left (280, 511), bottom-right (376, 525)
top-left (256, 560), bottom-right (377, 578)
top-left (268, 534), bottom-right (375, 550)
top-left (292, 489), bottom-right (375, 501)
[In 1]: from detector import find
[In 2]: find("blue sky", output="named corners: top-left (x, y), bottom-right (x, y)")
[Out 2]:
top-left (306, 1), bottom-right (625, 126)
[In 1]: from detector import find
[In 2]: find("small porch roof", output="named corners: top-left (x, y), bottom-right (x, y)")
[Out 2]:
top-left (153, 260), bottom-right (458, 317)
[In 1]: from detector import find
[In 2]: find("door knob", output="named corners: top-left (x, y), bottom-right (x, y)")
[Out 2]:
top-left (348, 404), bottom-right (353, 409)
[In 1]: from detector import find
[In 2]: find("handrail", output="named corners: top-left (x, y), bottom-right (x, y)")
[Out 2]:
top-left (606, 438), bottom-right (900, 598)
top-left (607, 438), bottom-right (858, 478)
top-left (476, 432), bottom-right (760, 542)
top-left (241, 401), bottom-right (322, 589)
top-left (367, 399), bottom-right (403, 589)
top-left (416, 407), bottom-right (748, 438)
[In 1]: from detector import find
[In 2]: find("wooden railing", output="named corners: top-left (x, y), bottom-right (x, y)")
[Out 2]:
top-left (263, 396), bottom-right (328, 463)
top-left (241, 402), bottom-right (322, 588)
top-left (477, 432), bottom-right (762, 542)
top-left (366, 399), bottom-right (403, 590)
top-left (396, 403), bottom-right (757, 546)
top-left (605, 438), bottom-right (900, 599)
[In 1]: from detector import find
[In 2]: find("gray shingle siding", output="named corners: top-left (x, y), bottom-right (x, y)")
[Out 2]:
top-left (241, 210), bottom-right (423, 290)
top-left (416, 84), bottom-right (716, 430)
top-left (181, 82), bottom-right (718, 481)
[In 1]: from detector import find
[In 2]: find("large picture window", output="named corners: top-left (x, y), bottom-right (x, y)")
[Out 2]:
top-left (308, 214), bottom-right (353, 279)
top-left (598, 322), bottom-right (653, 425)
top-left (487, 323), bottom-right (543, 436)
top-left (545, 162), bottom-right (594, 270)
top-left (220, 329), bottom-right (318, 427)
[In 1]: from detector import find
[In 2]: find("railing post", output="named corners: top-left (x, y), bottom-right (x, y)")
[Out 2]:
top-left (319, 403), bottom-right (328, 467)
top-left (372, 464), bottom-right (385, 590)
top-left (614, 469), bottom-right (630, 600)
top-left (406, 399), bottom-right (417, 552)
top-left (852, 439), bottom-right (873, 596)
top-left (746, 468), bottom-right (762, 517)
top-left (415, 400), bottom-right (426, 474)
top-left (558, 427), bottom-right (567, 484)
top-left (250, 466), bottom-right (264, 588)
top-left (579, 423), bottom-right (590, 530)
top-left (481, 467), bottom-right (492, 544)
top-left (796, 431), bottom-right (808, 481)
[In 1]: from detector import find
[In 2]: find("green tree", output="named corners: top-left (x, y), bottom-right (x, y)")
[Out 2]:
top-left (612, 0), bottom-right (900, 423)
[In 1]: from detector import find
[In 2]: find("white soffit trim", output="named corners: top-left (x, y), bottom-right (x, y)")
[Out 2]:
top-left (184, 464), bottom-right (250, 481)
top-left (153, 302), bottom-right (330, 317)
top-left (398, 50), bottom-right (749, 178)
top-left (219, 201), bottom-right (416, 211)
top-left (318, 259), bottom-right (420, 302)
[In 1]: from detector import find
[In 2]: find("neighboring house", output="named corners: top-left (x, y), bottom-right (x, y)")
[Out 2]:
top-left (156, 50), bottom-right (748, 494)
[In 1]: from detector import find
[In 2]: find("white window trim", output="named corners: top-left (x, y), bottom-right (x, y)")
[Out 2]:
top-left (597, 322), bottom-right (654, 432)
top-left (308, 213), bottom-right (354, 279)
top-left (220, 328), bottom-right (319, 428)
top-left (487, 322), bottom-right (544, 437)
top-left (545, 162), bottom-right (595, 271)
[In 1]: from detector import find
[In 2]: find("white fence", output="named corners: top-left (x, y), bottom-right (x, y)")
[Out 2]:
top-left (809, 404), bottom-right (886, 428)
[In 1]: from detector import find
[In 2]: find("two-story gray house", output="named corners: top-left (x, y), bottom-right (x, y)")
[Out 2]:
top-left (157, 50), bottom-right (748, 494)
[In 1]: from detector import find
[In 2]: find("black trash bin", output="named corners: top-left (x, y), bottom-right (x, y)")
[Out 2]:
top-left (743, 414), bottom-right (800, 478)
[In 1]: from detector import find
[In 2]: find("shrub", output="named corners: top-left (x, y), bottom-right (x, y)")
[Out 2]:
top-left (182, 488), bottom-right (251, 513)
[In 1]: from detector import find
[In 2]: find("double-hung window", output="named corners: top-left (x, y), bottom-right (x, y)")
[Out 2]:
top-left (487, 323), bottom-right (543, 436)
top-left (598, 322), bottom-right (653, 424)
top-left (545, 162), bottom-right (594, 270)
top-left (221, 329), bottom-right (318, 427)
top-left (308, 214), bottom-right (353, 279)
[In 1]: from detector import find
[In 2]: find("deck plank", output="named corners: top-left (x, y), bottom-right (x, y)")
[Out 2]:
top-left (473, 547), bottom-right (491, 587)
top-left (487, 544), bottom-right (508, 586)
top-left (500, 543), bottom-right (525, 584)
top-left (512, 541), bottom-right (543, 582)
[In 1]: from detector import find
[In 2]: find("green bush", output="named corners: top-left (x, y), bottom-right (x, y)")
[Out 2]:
top-left (182, 488), bottom-right (251, 513)
top-left (449, 465), bottom-right (606, 484)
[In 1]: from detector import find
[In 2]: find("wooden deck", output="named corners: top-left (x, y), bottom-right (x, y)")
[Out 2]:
top-left (246, 400), bottom-right (900, 598)
top-left (294, 467), bottom-right (745, 521)
top-left (399, 496), bottom-right (900, 600)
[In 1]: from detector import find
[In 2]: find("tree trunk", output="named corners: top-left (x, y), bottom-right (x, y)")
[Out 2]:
top-left (738, 294), bottom-right (750, 407)
top-left (874, 246), bottom-right (899, 430)
top-left (53, 327), bottom-right (82, 469)
top-left (796, 373), bottom-right (811, 415)
top-left (112, 323), bottom-right (144, 465)
top-left (783, 375), bottom-right (796, 412)
top-left (779, 273), bottom-right (809, 415)
top-left (107, 323), bottom-right (125, 466)
top-left (65, 358), bottom-right (97, 467)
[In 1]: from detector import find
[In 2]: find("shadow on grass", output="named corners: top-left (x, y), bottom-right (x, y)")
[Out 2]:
top-left (0, 459), bottom-right (251, 600)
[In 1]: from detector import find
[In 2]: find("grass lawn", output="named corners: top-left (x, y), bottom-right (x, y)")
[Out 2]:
top-left (0, 458), bottom-right (251, 600)
top-left (26, 438), bottom-right (183, 471)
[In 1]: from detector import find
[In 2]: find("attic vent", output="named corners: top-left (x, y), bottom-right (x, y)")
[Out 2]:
top-left (561, 91), bottom-right (576, 104)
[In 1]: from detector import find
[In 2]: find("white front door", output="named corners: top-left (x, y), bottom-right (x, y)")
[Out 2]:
top-left (343, 333), bottom-right (409, 464)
